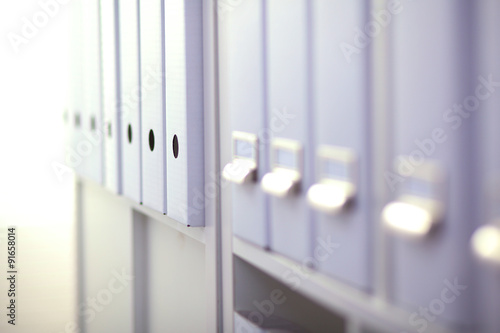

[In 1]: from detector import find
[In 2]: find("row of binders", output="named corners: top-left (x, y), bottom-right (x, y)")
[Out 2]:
top-left (65, 0), bottom-right (205, 227)
top-left (220, 0), bottom-right (500, 331)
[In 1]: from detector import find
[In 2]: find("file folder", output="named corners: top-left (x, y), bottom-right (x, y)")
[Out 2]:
top-left (263, 0), bottom-right (312, 262)
top-left (220, 0), bottom-right (268, 245)
top-left (472, 2), bottom-right (500, 331)
top-left (309, 0), bottom-right (371, 290)
top-left (100, 0), bottom-right (122, 193)
top-left (69, 0), bottom-right (85, 177)
top-left (82, 0), bottom-right (104, 184)
top-left (139, 0), bottom-right (167, 213)
top-left (119, 0), bottom-right (142, 203)
top-left (164, 0), bottom-right (204, 226)
top-left (386, 0), bottom-right (475, 327)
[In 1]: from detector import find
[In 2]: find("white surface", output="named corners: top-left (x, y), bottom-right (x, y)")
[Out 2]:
top-left (79, 181), bottom-right (134, 333)
top-left (0, 1), bottom-right (77, 332)
top-left (143, 212), bottom-right (207, 331)
top-left (79, 180), bottom-right (208, 333)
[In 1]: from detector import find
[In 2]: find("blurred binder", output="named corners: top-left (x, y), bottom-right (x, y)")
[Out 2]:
top-left (261, 0), bottom-right (313, 262)
top-left (100, 0), bottom-right (122, 193)
top-left (308, 0), bottom-right (371, 290)
top-left (384, 0), bottom-right (476, 327)
top-left (68, 0), bottom-right (85, 177)
top-left (139, 0), bottom-right (167, 213)
top-left (82, 0), bottom-right (104, 184)
top-left (473, 1), bottom-right (500, 331)
top-left (220, 0), bottom-right (268, 244)
top-left (119, 0), bottom-right (142, 203)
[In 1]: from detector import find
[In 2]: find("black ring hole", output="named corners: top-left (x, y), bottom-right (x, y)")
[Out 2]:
top-left (108, 123), bottom-right (112, 138)
top-left (74, 113), bottom-right (81, 128)
top-left (149, 129), bottom-right (155, 151)
top-left (173, 135), bottom-right (179, 159)
top-left (90, 116), bottom-right (96, 131)
top-left (128, 124), bottom-right (133, 144)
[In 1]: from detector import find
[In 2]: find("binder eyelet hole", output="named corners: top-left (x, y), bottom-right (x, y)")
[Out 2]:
top-left (90, 116), bottom-right (96, 131)
top-left (108, 123), bottom-right (112, 138)
top-left (173, 135), bottom-right (179, 159)
top-left (128, 124), bottom-right (133, 144)
top-left (74, 113), bottom-right (81, 128)
top-left (149, 130), bottom-right (155, 151)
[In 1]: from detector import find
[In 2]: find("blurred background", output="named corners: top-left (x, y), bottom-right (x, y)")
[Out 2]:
top-left (0, 1), bottom-right (77, 332)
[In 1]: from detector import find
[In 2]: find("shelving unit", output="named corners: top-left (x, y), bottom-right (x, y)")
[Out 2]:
top-left (70, 0), bottom-right (500, 332)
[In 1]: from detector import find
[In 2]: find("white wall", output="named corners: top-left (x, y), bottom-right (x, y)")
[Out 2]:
top-left (0, 1), bottom-right (77, 332)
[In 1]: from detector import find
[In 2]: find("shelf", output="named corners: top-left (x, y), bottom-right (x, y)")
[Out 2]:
top-left (79, 177), bottom-right (206, 244)
top-left (233, 237), bottom-right (456, 333)
top-left (130, 201), bottom-right (206, 244)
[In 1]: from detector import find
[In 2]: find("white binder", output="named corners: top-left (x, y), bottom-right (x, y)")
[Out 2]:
top-left (68, 0), bottom-right (85, 177)
top-left (220, 0), bottom-right (268, 245)
top-left (262, 0), bottom-right (313, 262)
top-left (119, 0), bottom-right (142, 203)
top-left (473, 2), bottom-right (500, 331)
top-left (140, 0), bottom-right (167, 212)
top-left (100, 0), bottom-right (122, 193)
top-left (309, 0), bottom-right (371, 290)
top-left (164, 0), bottom-right (204, 226)
top-left (82, 0), bottom-right (104, 184)
top-left (385, 0), bottom-right (475, 327)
